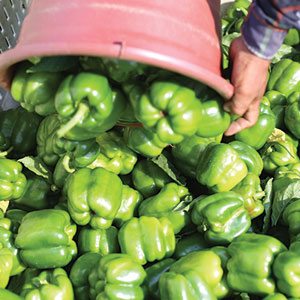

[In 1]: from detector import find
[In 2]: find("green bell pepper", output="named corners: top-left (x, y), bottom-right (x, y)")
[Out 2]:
top-left (65, 167), bottom-right (123, 229)
top-left (131, 159), bottom-right (172, 198)
top-left (171, 135), bottom-right (222, 178)
top-left (114, 185), bottom-right (143, 227)
top-left (13, 172), bottom-right (55, 210)
top-left (0, 246), bottom-right (13, 288)
top-left (191, 191), bottom-right (251, 244)
top-left (89, 253), bottom-right (146, 300)
top-left (282, 199), bottom-right (300, 240)
top-left (70, 253), bottom-right (101, 300)
top-left (0, 217), bottom-right (25, 275)
top-left (5, 209), bottom-right (26, 234)
top-left (132, 81), bottom-right (202, 144)
top-left (260, 129), bottom-right (299, 174)
top-left (284, 92), bottom-right (300, 139)
top-left (196, 87), bottom-right (230, 138)
top-left (0, 288), bottom-right (22, 300)
top-left (232, 173), bottom-right (265, 219)
top-left (0, 158), bottom-right (26, 201)
top-left (118, 216), bottom-right (176, 265)
top-left (89, 130), bottom-right (137, 175)
top-left (263, 294), bottom-right (288, 300)
top-left (11, 62), bottom-right (63, 116)
top-left (267, 59), bottom-right (300, 97)
top-left (138, 183), bottom-right (192, 234)
top-left (235, 100), bottom-right (276, 150)
top-left (20, 268), bottom-right (74, 300)
top-left (159, 250), bottom-right (223, 300)
top-left (0, 107), bottom-right (42, 156)
top-left (143, 258), bottom-right (175, 300)
top-left (55, 73), bottom-right (126, 140)
top-left (284, 28), bottom-right (300, 46)
top-left (15, 209), bottom-right (77, 269)
top-left (78, 226), bottom-right (119, 255)
top-left (53, 138), bottom-right (101, 188)
top-left (264, 90), bottom-right (287, 129)
top-left (229, 140), bottom-right (263, 176)
top-left (173, 232), bottom-right (210, 259)
top-left (227, 233), bottom-right (287, 295)
top-left (123, 126), bottom-right (168, 158)
top-left (273, 237), bottom-right (300, 298)
top-left (196, 143), bottom-right (248, 192)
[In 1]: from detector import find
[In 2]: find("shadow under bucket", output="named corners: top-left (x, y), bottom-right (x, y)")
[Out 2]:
top-left (0, 0), bottom-right (233, 98)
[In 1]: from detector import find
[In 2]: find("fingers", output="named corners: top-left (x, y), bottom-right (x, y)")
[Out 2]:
top-left (224, 98), bottom-right (260, 136)
top-left (223, 36), bottom-right (270, 135)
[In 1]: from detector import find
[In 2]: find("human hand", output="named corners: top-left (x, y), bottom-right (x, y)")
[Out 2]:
top-left (224, 36), bottom-right (270, 136)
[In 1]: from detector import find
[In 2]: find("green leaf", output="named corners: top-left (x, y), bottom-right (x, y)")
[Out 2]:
top-left (222, 32), bottom-right (240, 48)
top-left (18, 156), bottom-right (52, 183)
top-left (272, 44), bottom-right (295, 64)
top-left (262, 178), bottom-right (273, 233)
top-left (27, 56), bottom-right (79, 73)
top-left (151, 153), bottom-right (186, 186)
top-left (271, 177), bottom-right (300, 226)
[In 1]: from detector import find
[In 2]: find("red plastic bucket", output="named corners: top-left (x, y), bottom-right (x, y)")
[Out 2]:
top-left (0, 0), bottom-right (233, 98)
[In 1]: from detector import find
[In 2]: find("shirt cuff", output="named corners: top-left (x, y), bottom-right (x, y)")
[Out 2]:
top-left (241, 5), bottom-right (287, 60)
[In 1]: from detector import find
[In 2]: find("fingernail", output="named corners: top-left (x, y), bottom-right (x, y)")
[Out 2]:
top-left (223, 104), bottom-right (231, 113)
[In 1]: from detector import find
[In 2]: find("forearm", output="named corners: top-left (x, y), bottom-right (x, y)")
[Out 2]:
top-left (242, 0), bottom-right (300, 59)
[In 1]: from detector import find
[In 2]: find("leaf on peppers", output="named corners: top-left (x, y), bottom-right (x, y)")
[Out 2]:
top-left (151, 152), bottom-right (186, 186)
top-left (262, 178), bottom-right (273, 233)
top-left (18, 156), bottom-right (52, 183)
top-left (271, 178), bottom-right (300, 226)
top-left (27, 56), bottom-right (79, 73)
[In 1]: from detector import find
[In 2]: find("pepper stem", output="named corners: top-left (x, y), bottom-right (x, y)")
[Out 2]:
top-left (0, 147), bottom-right (13, 157)
top-left (62, 155), bottom-right (75, 173)
top-left (57, 103), bottom-right (89, 138)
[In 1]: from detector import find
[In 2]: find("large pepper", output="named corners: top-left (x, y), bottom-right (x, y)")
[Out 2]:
top-left (191, 192), bottom-right (251, 244)
top-left (0, 158), bottom-right (26, 201)
top-left (0, 217), bottom-right (25, 275)
top-left (0, 246), bottom-right (13, 288)
top-left (264, 90), bottom-right (287, 129)
top-left (196, 143), bottom-right (248, 192)
top-left (65, 167), bottom-right (123, 229)
top-left (143, 258), bottom-right (175, 300)
top-left (196, 87), bottom-right (230, 138)
top-left (284, 92), bottom-right (300, 139)
top-left (0, 288), bottom-right (22, 300)
top-left (131, 159), bottom-right (172, 198)
top-left (273, 237), bottom-right (300, 298)
top-left (267, 59), bottom-right (300, 97)
top-left (118, 216), bottom-right (176, 265)
top-left (232, 173), bottom-right (265, 219)
top-left (138, 183), bottom-right (192, 234)
top-left (53, 138), bottom-right (101, 188)
top-left (229, 141), bottom-right (263, 176)
top-left (0, 107), bottom-right (42, 156)
top-left (89, 130), bottom-right (137, 175)
top-left (260, 129), bottom-right (299, 174)
top-left (70, 253), bottom-right (101, 300)
top-left (131, 81), bottom-right (202, 144)
top-left (171, 135), bottom-right (222, 178)
top-left (173, 232), bottom-right (210, 259)
top-left (114, 185), bottom-right (143, 227)
top-left (159, 250), bottom-right (223, 300)
top-left (123, 126), bottom-right (168, 158)
top-left (235, 99), bottom-right (276, 150)
top-left (13, 172), bottom-right (55, 210)
top-left (227, 233), bottom-right (287, 295)
top-left (78, 226), bottom-right (119, 255)
top-left (15, 209), bottom-right (77, 269)
top-left (263, 294), bottom-right (288, 300)
top-left (20, 268), bottom-right (74, 300)
top-left (88, 253), bottom-right (146, 300)
top-left (55, 73), bottom-right (126, 140)
top-left (10, 62), bottom-right (64, 116)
